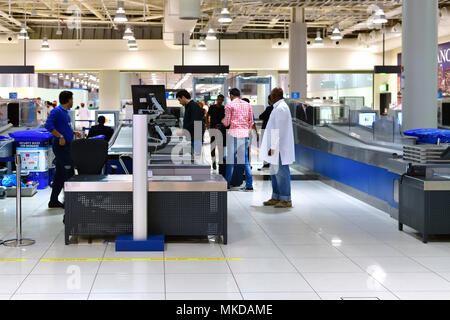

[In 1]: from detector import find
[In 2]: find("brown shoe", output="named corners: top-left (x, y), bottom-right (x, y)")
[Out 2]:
top-left (263, 199), bottom-right (280, 206)
top-left (274, 201), bottom-right (292, 208)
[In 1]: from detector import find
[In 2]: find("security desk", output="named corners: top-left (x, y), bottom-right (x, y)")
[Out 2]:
top-left (399, 175), bottom-right (450, 243)
top-left (64, 174), bottom-right (227, 244)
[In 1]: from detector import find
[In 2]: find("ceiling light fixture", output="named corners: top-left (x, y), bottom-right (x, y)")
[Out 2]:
top-left (18, 23), bottom-right (29, 40)
top-left (218, 8), bottom-right (232, 23)
top-left (122, 25), bottom-right (134, 40)
top-left (205, 28), bottom-right (217, 40)
top-left (330, 25), bottom-right (342, 40)
top-left (373, 6), bottom-right (388, 24)
top-left (128, 39), bottom-right (138, 51)
top-left (314, 31), bottom-right (324, 47)
top-left (41, 36), bottom-right (50, 51)
top-left (218, 0), bottom-right (232, 23)
top-left (114, 1), bottom-right (128, 23)
top-left (197, 36), bottom-right (207, 51)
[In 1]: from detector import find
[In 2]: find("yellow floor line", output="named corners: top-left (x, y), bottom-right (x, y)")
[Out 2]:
top-left (0, 259), bottom-right (28, 262)
top-left (39, 258), bottom-right (243, 262)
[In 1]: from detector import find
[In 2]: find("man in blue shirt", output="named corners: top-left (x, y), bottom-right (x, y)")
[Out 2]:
top-left (45, 91), bottom-right (80, 208)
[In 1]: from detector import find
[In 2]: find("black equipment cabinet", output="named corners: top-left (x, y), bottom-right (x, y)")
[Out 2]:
top-left (399, 175), bottom-right (450, 243)
top-left (64, 175), bottom-right (228, 245)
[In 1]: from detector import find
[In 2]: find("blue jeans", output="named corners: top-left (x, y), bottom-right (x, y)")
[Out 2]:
top-left (270, 155), bottom-right (291, 202)
top-left (225, 136), bottom-right (253, 189)
top-left (191, 140), bottom-right (202, 156)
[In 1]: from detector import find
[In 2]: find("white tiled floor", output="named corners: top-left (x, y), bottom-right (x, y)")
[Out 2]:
top-left (1, 179), bottom-right (450, 300)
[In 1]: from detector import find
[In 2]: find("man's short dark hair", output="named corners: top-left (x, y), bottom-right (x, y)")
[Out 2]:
top-left (217, 94), bottom-right (225, 100)
top-left (98, 116), bottom-right (106, 124)
top-left (176, 89), bottom-right (191, 100)
top-left (271, 87), bottom-right (284, 101)
top-left (59, 91), bottom-right (73, 105)
top-left (229, 88), bottom-right (240, 97)
top-left (242, 98), bottom-right (250, 103)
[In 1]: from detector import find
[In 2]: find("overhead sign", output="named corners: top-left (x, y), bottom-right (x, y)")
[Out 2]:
top-left (174, 65), bottom-right (229, 74)
top-left (374, 65), bottom-right (402, 74)
top-left (196, 77), bottom-right (226, 84)
top-left (9, 92), bottom-right (18, 99)
top-left (0, 66), bottom-right (35, 74)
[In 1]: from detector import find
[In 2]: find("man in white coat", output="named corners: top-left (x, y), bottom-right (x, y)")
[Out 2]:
top-left (260, 88), bottom-right (295, 208)
top-left (77, 103), bottom-right (90, 131)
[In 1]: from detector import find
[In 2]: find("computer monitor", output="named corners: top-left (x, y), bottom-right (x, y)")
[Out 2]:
top-left (358, 112), bottom-right (377, 127)
top-left (95, 111), bottom-right (119, 128)
top-left (131, 85), bottom-right (167, 114)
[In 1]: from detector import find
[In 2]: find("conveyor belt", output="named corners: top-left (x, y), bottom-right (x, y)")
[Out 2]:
top-left (315, 126), bottom-right (403, 155)
top-left (294, 121), bottom-right (408, 174)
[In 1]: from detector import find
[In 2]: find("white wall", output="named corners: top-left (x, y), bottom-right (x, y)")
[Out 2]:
top-left (0, 87), bottom-right (88, 108)
top-left (0, 40), bottom-right (382, 72)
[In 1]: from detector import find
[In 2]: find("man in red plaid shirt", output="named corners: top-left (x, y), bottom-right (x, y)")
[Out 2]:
top-left (222, 88), bottom-right (254, 191)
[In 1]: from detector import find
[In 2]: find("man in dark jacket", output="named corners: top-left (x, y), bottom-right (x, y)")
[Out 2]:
top-left (176, 89), bottom-right (204, 156)
top-left (259, 95), bottom-right (274, 130)
top-left (258, 95), bottom-right (274, 170)
top-left (87, 116), bottom-right (114, 142)
top-left (207, 94), bottom-right (226, 170)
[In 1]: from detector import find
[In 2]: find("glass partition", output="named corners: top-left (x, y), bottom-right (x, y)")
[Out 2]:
top-left (279, 72), bottom-right (374, 108)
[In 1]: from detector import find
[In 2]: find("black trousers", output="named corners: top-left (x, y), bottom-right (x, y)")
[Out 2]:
top-left (50, 144), bottom-right (74, 203)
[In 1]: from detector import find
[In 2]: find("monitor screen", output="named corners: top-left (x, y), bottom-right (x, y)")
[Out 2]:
top-left (131, 85), bottom-right (167, 114)
top-left (397, 112), bottom-right (403, 127)
top-left (97, 112), bottom-right (116, 128)
top-left (442, 103), bottom-right (450, 126)
top-left (358, 112), bottom-right (376, 127)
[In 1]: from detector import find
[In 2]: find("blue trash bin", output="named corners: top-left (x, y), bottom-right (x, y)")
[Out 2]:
top-left (9, 128), bottom-right (54, 189)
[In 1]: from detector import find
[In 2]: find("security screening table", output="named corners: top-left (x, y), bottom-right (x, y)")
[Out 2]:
top-left (64, 114), bottom-right (227, 249)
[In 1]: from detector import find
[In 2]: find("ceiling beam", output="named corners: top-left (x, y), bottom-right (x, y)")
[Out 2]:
top-left (129, 15), bottom-right (164, 22)
top-left (74, 0), bottom-right (106, 21)
top-left (0, 10), bottom-right (23, 27)
top-left (0, 24), bottom-right (12, 33)
top-left (25, 18), bottom-right (162, 26)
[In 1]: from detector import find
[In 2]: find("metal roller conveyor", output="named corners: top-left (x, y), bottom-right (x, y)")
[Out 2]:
top-left (108, 121), bottom-right (208, 174)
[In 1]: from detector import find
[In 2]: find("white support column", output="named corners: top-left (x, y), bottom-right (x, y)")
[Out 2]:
top-left (133, 114), bottom-right (148, 241)
top-left (120, 72), bottom-right (140, 101)
top-left (99, 70), bottom-right (121, 110)
top-left (289, 8), bottom-right (307, 99)
top-left (402, 0), bottom-right (438, 131)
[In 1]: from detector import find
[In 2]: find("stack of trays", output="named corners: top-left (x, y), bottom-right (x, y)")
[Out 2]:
top-left (403, 144), bottom-right (450, 164)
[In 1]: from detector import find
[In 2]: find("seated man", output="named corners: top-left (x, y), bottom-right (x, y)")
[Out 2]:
top-left (87, 116), bottom-right (114, 142)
